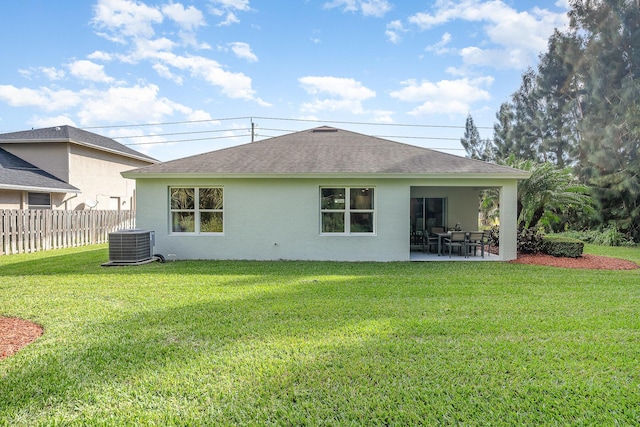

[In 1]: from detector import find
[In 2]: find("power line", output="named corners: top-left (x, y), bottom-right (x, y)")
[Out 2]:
top-left (82, 116), bottom-right (250, 130)
top-left (82, 115), bottom-right (494, 132)
top-left (124, 134), bottom-right (247, 146)
top-left (94, 116), bottom-right (479, 149)
top-left (250, 116), bottom-right (494, 129)
top-left (111, 127), bottom-right (251, 139)
top-left (118, 125), bottom-right (468, 147)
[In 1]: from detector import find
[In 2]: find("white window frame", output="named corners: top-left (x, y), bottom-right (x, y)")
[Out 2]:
top-left (320, 187), bottom-right (376, 235)
top-left (169, 187), bottom-right (224, 235)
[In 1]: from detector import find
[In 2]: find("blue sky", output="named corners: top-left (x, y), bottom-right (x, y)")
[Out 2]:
top-left (0, 0), bottom-right (570, 161)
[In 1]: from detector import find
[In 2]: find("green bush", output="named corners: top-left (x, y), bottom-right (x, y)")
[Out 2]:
top-left (542, 235), bottom-right (584, 258)
top-left (487, 226), bottom-right (544, 254)
top-left (555, 225), bottom-right (636, 247)
top-left (517, 227), bottom-right (545, 254)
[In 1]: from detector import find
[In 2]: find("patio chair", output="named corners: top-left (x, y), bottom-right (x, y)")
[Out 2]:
top-left (466, 231), bottom-right (486, 258)
top-left (444, 231), bottom-right (467, 258)
top-left (424, 233), bottom-right (439, 253)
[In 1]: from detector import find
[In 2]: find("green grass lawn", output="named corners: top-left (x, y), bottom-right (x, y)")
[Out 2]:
top-left (1, 245), bottom-right (639, 426)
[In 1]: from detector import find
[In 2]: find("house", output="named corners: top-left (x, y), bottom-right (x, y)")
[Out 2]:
top-left (0, 125), bottom-right (157, 210)
top-left (123, 126), bottom-right (529, 261)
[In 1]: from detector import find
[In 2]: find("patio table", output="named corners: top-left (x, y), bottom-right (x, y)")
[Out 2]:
top-left (434, 232), bottom-right (451, 256)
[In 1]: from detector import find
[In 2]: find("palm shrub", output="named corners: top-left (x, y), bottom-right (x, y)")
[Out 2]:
top-left (479, 156), bottom-right (594, 232)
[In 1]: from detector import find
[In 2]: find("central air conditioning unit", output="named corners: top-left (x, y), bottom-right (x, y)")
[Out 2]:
top-left (102, 229), bottom-right (164, 266)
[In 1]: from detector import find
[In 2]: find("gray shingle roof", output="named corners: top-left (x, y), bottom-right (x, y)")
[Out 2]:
top-left (0, 148), bottom-right (80, 193)
top-left (0, 125), bottom-right (156, 163)
top-left (125, 126), bottom-right (528, 178)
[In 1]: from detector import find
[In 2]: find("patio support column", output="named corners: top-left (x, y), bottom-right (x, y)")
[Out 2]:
top-left (499, 182), bottom-right (518, 261)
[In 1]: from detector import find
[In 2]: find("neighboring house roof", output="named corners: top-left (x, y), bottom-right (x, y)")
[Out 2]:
top-left (124, 126), bottom-right (529, 179)
top-left (0, 125), bottom-right (157, 163)
top-left (0, 147), bottom-right (80, 193)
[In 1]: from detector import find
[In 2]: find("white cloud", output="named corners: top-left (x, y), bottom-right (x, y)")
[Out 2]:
top-left (29, 115), bottom-right (78, 128)
top-left (149, 51), bottom-right (268, 105)
top-left (210, 0), bottom-right (251, 25)
top-left (211, 0), bottom-right (251, 11)
top-left (18, 69), bottom-right (34, 80)
top-left (299, 76), bottom-right (375, 114)
top-left (87, 50), bottom-right (114, 61)
top-left (88, 0), bottom-right (265, 105)
top-left (92, 0), bottom-right (163, 41)
top-left (371, 110), bottom-right (394, 123)
top-left (133, 37), bottom-right (177, 58)
top-left (162, 3), bottom-right (205, 31)
top-left (0, 85), bottom-right (83, 111)
top-left (407, 0), bottom-right (569, 69)
top-left (218, 12), bottom-right (240, 26)
top-left (40, 67), bottom-right (66, 80)
top-left (324, 0), bottom-right (392, 17)
top-left (228, 42), bottom-right (258, 62)
top-left (75, 84), bottom-right (179, 125)
top-left (0, 83), bottom-right (196, 127)
top-left (152, 63), bottom-right (183, 84)
top-left (425, 32), bottom-right (452, 55)
top-left (385, 20), bottom-right (405, 44)
top-left (460, 46), bottom-right (530, 69)
top-left (361, 0), bottom-right (393, 17)
top-left (390, 76), bottom-right (493, 116)
top-left (68, 60), bottom-right (115, 83)
top-left (186, 109), bottom-right (218, 124)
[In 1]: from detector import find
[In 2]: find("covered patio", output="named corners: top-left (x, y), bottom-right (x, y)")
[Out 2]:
top-left (408, 182), bottom-right (518, 261)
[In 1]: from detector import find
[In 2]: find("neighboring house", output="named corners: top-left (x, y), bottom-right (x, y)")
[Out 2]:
top-left (123, 126), bottom-right (529, 262)
top-left (0, 125), bottom-right (157, 210)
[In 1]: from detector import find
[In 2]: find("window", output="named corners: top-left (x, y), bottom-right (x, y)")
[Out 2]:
top-left (28, 192), bottom-right (51, 209)
top-left (170, 187), bottom-right (223, 233)
top-left (320, 187), bottom-right (374, 234)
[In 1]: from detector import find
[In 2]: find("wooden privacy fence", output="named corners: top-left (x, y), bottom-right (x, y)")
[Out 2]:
top-left (1, 209), bottom-right (136, 256)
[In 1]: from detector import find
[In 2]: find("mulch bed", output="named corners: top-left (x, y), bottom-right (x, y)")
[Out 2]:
top-left (2, 253), bottom-right (637, 360)
top-left (0, 317), bottom-right (43, 360)
top-left (511, 253), bottom-right (639, 270)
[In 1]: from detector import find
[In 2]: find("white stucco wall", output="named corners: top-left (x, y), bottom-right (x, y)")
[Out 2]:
top-left (134, 177), bottom-right (521, 262)
top-left (68, 145), bottom-right (148, 211)
top-left (498, 181), bottom-right (518, 261)
top-left (136, 178), bottom-right (410, 261)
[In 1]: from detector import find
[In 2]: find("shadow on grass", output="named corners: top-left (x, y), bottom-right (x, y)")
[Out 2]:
top-left (0, 244), bottom-right (457, 278)
top-left (2, 251), bottom-right (640, 424)
top-left (0, 274), bottom-right (430, 424)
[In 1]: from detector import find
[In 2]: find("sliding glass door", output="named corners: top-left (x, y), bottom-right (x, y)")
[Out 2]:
top-left (410, 197), bottom-right (446, 248)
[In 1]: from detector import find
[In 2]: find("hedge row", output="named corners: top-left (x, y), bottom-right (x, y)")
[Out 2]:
top-left (488, 226), bottom-right (585, 258)
top-left (541, 235), bottom-right (584, 258)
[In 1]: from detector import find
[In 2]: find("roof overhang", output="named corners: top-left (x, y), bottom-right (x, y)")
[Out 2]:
top-left (0, 138), bottom-right (157, 164)
top-left (122, 171), bottom-right (532, 180)
top-left (0, 183), bottom-right (81, 194)
top-left (68, 139), bottom-right (158, 164)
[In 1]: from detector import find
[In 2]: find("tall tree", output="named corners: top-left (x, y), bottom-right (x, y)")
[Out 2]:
top-left (502, 68), bottom-right (543, 162)
top-left (534, 30), bottom-right (583, 167)
top-left (493, 102), bottom-right (516, 161)
top-left (461, 114), bottom-right (494, 161)
top-left (570, 0), bottom-right (640, 239)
